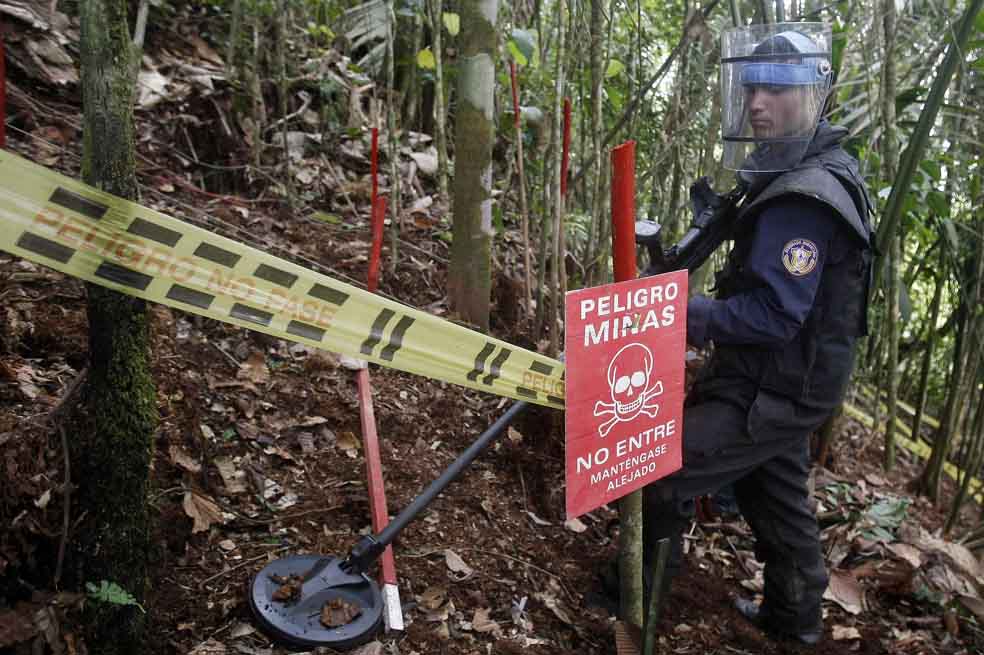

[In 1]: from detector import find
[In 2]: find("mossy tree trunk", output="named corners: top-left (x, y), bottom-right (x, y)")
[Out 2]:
top-left (448, 0), bottom-right (498, 332)
top-left (879, 0), bottom-right (900, 471)
top-left (74, 2), bottom-right (158, 653)
top-left (911, 249), bottom-right (944, 444)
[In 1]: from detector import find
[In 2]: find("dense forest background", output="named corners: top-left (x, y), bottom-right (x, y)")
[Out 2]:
top-left (1, 0), bottom-right (983, 653)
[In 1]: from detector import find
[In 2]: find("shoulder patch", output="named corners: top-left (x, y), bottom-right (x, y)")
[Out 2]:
top-left (782, 238), bottom-right (819, 276)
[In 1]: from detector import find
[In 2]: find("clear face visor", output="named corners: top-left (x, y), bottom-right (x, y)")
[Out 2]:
top-left (720, 23), bottom-right (833, 173)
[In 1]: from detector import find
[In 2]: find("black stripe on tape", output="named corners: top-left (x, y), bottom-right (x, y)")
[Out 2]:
top-left (516, 387), bottom-right (537, 399)
top-left (530, 361), bottom-right (553, 375)
top-left (16, 232), bottom-right (75, 263)
top-left (95, 261), bottom-right (153, 290)
top-left (287, 320), bottom-right (325, 341)
top-left (254, 263), bottom-right (298, 289)
top-left (548, 395), bottom-right (564, 405)
top-left (467, 343), bottom-right (496, 382)
top-left (379, 316), bottom-right (414, 361)
top-left (166, 284), bottom-right (214, 309)
top-left (230, 303), bottom-right (273, 326)
top-left (49, 187), bottom-right (109, 220)
top-left (482, 348), bottom-right (511, 386)
top-left (194, 242), bottom-right (241, 268)
top-left (308, 283), bottom-right (349, 306)
top-left (360, 308), bottom-right (394, 356)
top-left (128, 217), bottom-right (182, 247)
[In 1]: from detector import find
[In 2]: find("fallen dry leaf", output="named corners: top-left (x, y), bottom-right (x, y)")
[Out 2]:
top-left (419, 586), bottom-right (446, 611)
top-left (471, 607), bottom-right (502, 636)
top-left (0, 608), bottom-right (38, 648)
top-left (237, 352), bottom-right (270, 385)
top-left (350, 641), bottom-right (385, 655)
top-left (214, 456), bottom-right (247, 494)
top-left (535, 592), bottom-right (573, 624)
top-left (444, 549), bottom-right (474, 581)
top-left (959, 595), bottom-right (984, 621)
top-left (320, 597), bottom-right (362, 628)
top-left (270, 574), bottom-right (302, 602)
top-left (886, 542), bottom-right (922, 569)
top-left (865, 473), bottom-right (886, 486)
top-left (823, 569), bottom-right (864, 615)
top-left (337, 431), bottom-right (360, 458)
top-left (832, 625), bottom-right (861, 640)
top-left (182, 491), bottom-right (224, 533)
top-left (188, 638), bottom-right (227, 654)
top-left (564, 517), bottom-right (588, 533)
top-left (169, 445), bottom-right (202, 474)
top-left (228, 622), bottom-right (255, 638)
top-left (34, 489), bottom-right (51, 509)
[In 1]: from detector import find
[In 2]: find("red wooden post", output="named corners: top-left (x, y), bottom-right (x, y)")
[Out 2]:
top-left (360, 134), bottom-right (400, 628)
top-left (561, 98), bottom-right (572, 198)
top-left (355, 366), bottom-right (399, 596)
top-left (367, 196), bottom-right (386, 294)
top-left (611, 141), bottom-right (637, 282)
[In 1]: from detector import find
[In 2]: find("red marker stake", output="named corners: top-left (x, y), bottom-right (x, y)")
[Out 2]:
top-left (358, 134), bottom-right (401, 628)
top-left (611, 139), bottom-right (646, 626)
top-left (367, 196), bottom-right (386, 294)
top-left (611, 141), bottom-right (637, 283)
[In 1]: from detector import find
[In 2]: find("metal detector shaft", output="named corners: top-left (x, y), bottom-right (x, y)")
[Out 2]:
top-left (344, 400), bottom-right (530, 574)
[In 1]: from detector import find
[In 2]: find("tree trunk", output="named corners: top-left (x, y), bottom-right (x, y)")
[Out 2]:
top-left (884, 232), bottom-right (900, 469)
top-left (911, 248), bottom-right (944, 444)
top-left (74, 2), bottom-right (157, 653)
top-left (548, 0), bottom-right (566, 357)
top-left (946, 390), bottom-right (984, 534)
top-left (386, 2), bottom-right (402, 275)
top-left (878, 0), bottom-right (899, 468)
top-left (922, 218), bottom-right (984, 501)
top-left (448, 0), bottom-right (498, 332)
top-left (586, 0), bottom-right (613, 287)
top-left (922, 306), bottom-right (967, 502)
top-left (430, 0), bottom-right (449, 199)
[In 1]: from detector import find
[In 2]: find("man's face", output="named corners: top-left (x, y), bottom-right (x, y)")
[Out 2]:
top-left (745, 85), bottom-right (809, 138)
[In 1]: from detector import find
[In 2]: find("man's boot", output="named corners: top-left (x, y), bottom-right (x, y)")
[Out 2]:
top-left (734, 597), bottom-right (823, 646)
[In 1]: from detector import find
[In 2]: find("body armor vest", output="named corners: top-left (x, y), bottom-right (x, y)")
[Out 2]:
top-left (709, 129), bottom-right (873, 411)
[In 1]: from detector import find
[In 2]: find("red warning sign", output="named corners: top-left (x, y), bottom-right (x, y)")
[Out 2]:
top-left (564, 271), bottom-right (687, 519)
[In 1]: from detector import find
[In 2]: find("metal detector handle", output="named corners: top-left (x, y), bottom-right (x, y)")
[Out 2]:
top-left (344, 400), bottom-right (531, 574)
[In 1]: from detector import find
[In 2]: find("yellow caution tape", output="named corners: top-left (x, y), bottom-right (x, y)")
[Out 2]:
top-left (0, 151), bottom-right (565, 408)
top-left (842, 403), bottom-right (983, 504)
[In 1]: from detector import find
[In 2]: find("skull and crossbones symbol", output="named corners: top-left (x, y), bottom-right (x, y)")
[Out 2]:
top-left (593, 343), bottom-right (663, 438)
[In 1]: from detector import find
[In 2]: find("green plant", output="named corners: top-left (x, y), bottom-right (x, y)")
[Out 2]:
top-left (86, 580), bottom-right (146, 614)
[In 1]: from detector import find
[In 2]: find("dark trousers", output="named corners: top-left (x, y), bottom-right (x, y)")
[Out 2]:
top-left (643, 394), bottom-right (828, 633)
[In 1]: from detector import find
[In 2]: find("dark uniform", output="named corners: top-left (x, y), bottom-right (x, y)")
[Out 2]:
top-left (643, 120), bottom-right (873, 638)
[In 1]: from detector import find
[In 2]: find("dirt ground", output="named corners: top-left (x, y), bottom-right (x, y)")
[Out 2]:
top-left (3, 10), bottom-right (984, 655)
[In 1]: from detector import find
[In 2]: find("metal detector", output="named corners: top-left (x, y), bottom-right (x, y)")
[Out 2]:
top-left (249, 400), bottom-right (530, 649)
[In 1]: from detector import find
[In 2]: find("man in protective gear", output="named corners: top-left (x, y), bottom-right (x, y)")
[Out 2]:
top-left (642, 23), bottom-right (873, 646)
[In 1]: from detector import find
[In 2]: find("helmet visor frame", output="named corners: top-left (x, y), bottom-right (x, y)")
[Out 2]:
top-left (720, 23), bottom-right (833, 173)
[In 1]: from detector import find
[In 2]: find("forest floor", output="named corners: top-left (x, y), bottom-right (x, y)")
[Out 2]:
top-left (2, 6), bottom-right (984, 655)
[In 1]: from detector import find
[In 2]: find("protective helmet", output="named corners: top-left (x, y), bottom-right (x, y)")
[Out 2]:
top-left (720, 23), bottom-right (833, 173)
